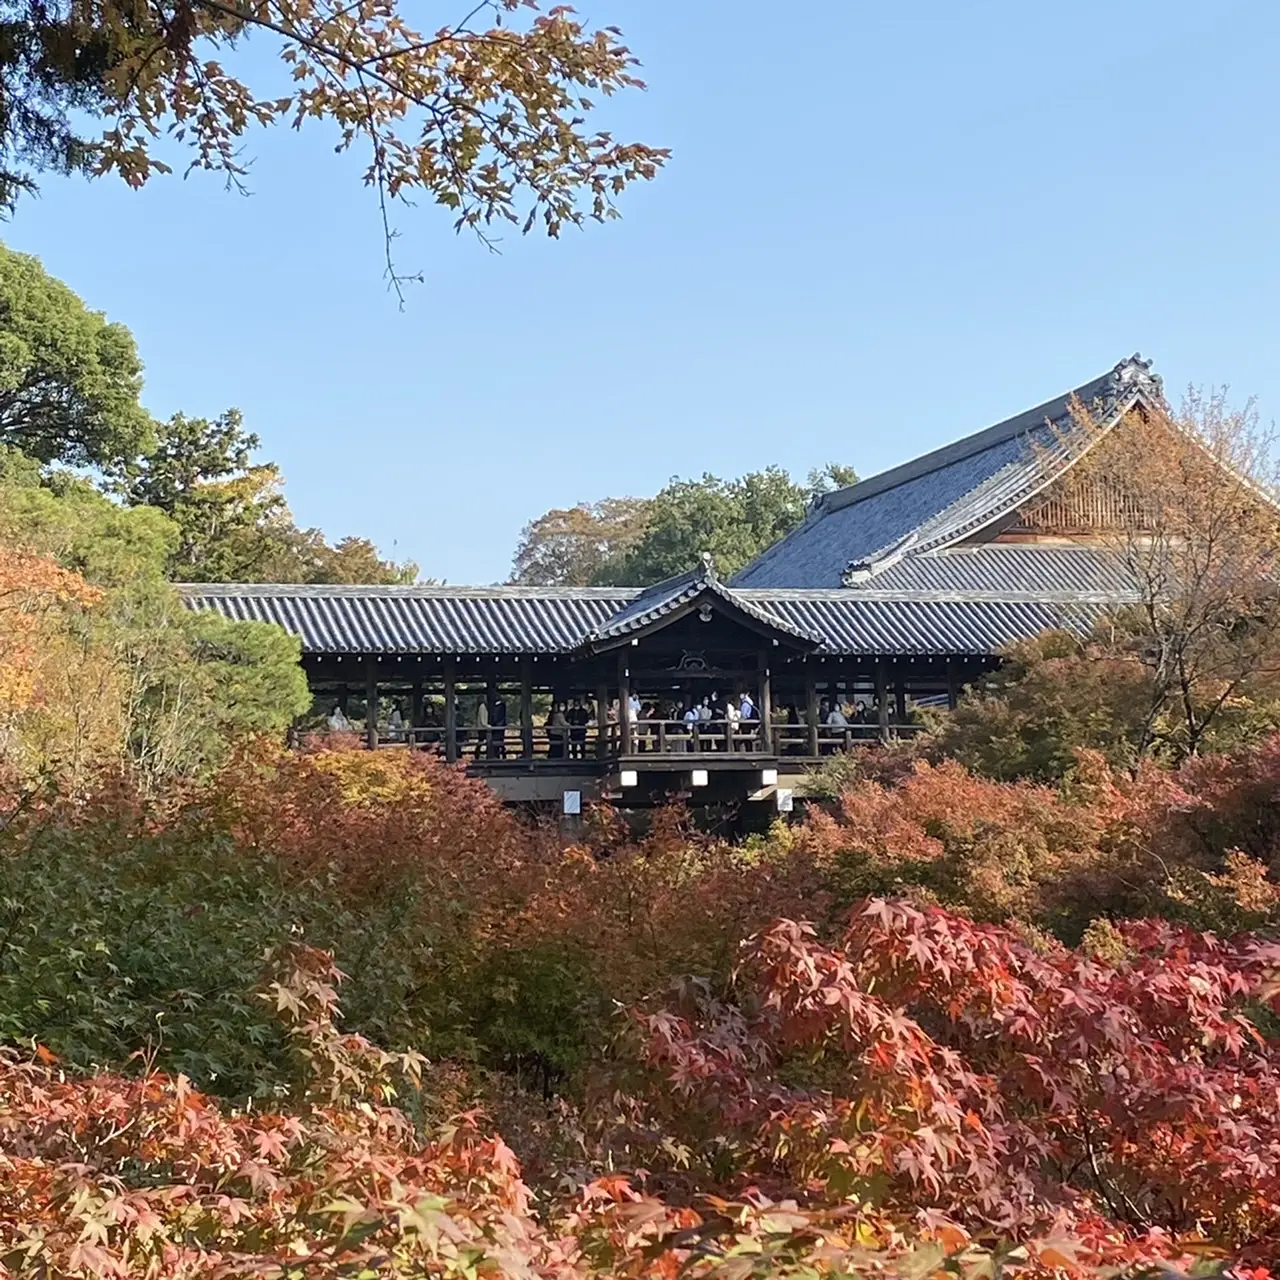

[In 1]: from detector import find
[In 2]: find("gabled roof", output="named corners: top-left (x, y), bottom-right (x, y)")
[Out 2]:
top-left (180, 356), bottom-right (1174, 662)
top-left (730, 354), bottom-right (1165, 590)
top-left (182, 581), bottom-right (1101, 658)
top-left (579, 557), bottom-right (821, 651)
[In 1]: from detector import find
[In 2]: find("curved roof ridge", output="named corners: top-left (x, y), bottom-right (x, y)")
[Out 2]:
top-left (816, 354), bottom-right (1162, 515)
top-left (834, 375), bottom-right (1157, 586)
top-left (584, 558), bottom-right (822, 648)
top-left (730, 354), bottom-right (1162, 591)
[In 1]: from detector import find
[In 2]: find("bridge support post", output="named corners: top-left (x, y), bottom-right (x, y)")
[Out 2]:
top-left (444, 658), bottom-right (457, 763)
top-left (758, 651), bottom-right (773, 754)
top-left (365, 657), bottom-right (379, 750)
top-left (618, 651), bottom-right (632, 755)
top-left (875, 658), bottom-right (890, 744)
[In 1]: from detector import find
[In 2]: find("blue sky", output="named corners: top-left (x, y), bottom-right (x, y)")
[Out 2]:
top-left (10, 0), bottom-right (1280, 583)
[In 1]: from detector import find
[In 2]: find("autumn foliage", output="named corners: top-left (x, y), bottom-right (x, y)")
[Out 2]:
top-left (623, 904), bottom-right (1280, 1273)
top-left (7, 740), bottom-right (1280, 1274)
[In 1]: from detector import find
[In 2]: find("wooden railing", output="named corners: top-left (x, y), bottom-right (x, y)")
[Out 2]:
top-left (352, 716), bottom-right (925, 762)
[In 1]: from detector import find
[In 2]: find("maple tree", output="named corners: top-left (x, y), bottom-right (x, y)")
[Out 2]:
top-left (619, 899), bottom-right (1280, 1274)
top-left (928, 629), bottom-right (1159, 781)
top-left (5, 734), bottom-right (1280, 1275)
top-left (1025, 391), bottom-right (1280, 765)
top-left (11, 0), bottom-right (667, 290)
top-left (1, 899), bottom-right (1273, 1276)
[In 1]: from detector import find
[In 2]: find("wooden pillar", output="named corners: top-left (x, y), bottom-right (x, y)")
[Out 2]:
top-left (946, 657), bottom-right (961, 711)
top-left (443, 657), bottom-right (457, 763)
top-left (759, 652), bottom-right (773, 754)
top-left (875, 657), bottom-right (890, 744)
top-left (595, 674), bottom-right (610, 759)
top-left (804, 667), bottom-right (819, 757)
top-left (894, 663), bottom-right (907, 725)
top-left (520, 657), bottom-right (534, 759)
top-left (337, 686), bottom-right (349, 714)
top-left (411, 677), bottom-right (424, 732)
top-left (618, 651), bottom-right (632, 755)
top-left (365, 657), bottom-right (379, 750)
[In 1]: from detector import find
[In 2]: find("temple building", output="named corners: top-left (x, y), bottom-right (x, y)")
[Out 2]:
top-left (182, 354), bottom-right (1163, 807)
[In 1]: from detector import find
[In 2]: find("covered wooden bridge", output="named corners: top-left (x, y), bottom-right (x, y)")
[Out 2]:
top-left (182, 355), bottom-right (1158, 806)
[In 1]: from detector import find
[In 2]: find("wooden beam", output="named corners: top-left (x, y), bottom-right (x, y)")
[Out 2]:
top-left (759, 651), bottom-right (773, 754)
top-left (618, 651), bottom-right (632, 755)
top-left (520, 657), bottom-right (534, 759)
top-left (443, 657), bottom-right (457, 763)
top-left (596, 676), bottom-right (610, 759)
top-left (875, 657), bottom-right (889, 744)
top-left (804, 667), bottom-right (819, 757)
top-left (365, 657), bottom-right (379, 750)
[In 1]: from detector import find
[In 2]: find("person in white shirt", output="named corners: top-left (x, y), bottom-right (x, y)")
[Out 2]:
top-left (826, 703), bottom-right (849, 728)
top-left (327, 705), bottom-right (351, 732)
top-left (683, 700), bottom-right (699, 751)
top-left (724, 697), bottom-right (740, 749)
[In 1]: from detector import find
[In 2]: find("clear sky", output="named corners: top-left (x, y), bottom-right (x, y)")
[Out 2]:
top-left (10, 0), bottom-right (1280, 583)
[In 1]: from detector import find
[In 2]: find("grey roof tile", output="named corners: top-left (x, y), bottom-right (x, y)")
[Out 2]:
top-left (180, 359), bottom-right (1163, 663)
top-left (853, 545), bottom-right (1137, 599)
top-left (181, 584), bottom-right (634, 654)
top-left (182, 583), bottom-right (1101, 658)
top-left (731, 355), bottom-right (1163, 589)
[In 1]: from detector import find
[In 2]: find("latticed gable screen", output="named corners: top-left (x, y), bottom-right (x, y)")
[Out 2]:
top-left (1011, 477), bottom-right (1149, 535)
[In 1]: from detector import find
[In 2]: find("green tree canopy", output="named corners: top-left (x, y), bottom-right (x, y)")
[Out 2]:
top-left (0, 243), bottom-right (152, 468)
top-left (0, 446), bottom-right (175, 585)
top-left (103, 583), bottom-right (310, 784)
top-left (120, 410), bottom-right (416, 584)
top-left (808, 461), bottom-right (860, 494)
top-left (592, 464), bottom-right (858, 586)
top-left (0, 456), bottom-right (309, 787)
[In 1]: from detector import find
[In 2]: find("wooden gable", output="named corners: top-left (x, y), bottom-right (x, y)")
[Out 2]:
top-left (999, 475), bottom-right (1147, 540)
top-left (964, 409), bottom-right (1175, 546)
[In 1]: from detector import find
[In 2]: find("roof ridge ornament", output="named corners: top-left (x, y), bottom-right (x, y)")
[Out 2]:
top-left (840, 531), bottom-right (919, 588)
top-left (1108, 352), bottom-right (1164, 405)
top-left (698, 550), bottom-right (718, 583)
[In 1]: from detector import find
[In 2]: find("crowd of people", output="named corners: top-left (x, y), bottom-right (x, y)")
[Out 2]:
top-left (543, 690), bottom-right (763, 757)
top-left (324, 687), bottom-right (903, 758)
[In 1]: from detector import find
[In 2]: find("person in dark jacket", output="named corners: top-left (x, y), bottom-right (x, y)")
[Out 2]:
top-left (490, 693), bottom-right (508, 758)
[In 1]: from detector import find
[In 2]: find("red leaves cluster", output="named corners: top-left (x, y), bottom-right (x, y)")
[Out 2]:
top-left (629, 899), bottom-right (1280, 1272)
top-left (798, 743), bottom-right (1280, 935)
top-left (0, 944), bottom-right (567, 1278)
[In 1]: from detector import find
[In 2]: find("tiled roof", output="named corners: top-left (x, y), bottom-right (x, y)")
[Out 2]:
top-left (182, 583), bottom-right (1102, 658)
top-left (583, 563), bottom-right (821, 648)
top-left (181, 358), bottom-right (1166, 662)
top-left (731, 354), bottom-right (1164, 589)
top-left (181, 584), bottom-right (633, 654)
top-left (743, 594), bottom-right (1102, 654)
top-left (852, 545), bottom-right (1137, 600)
